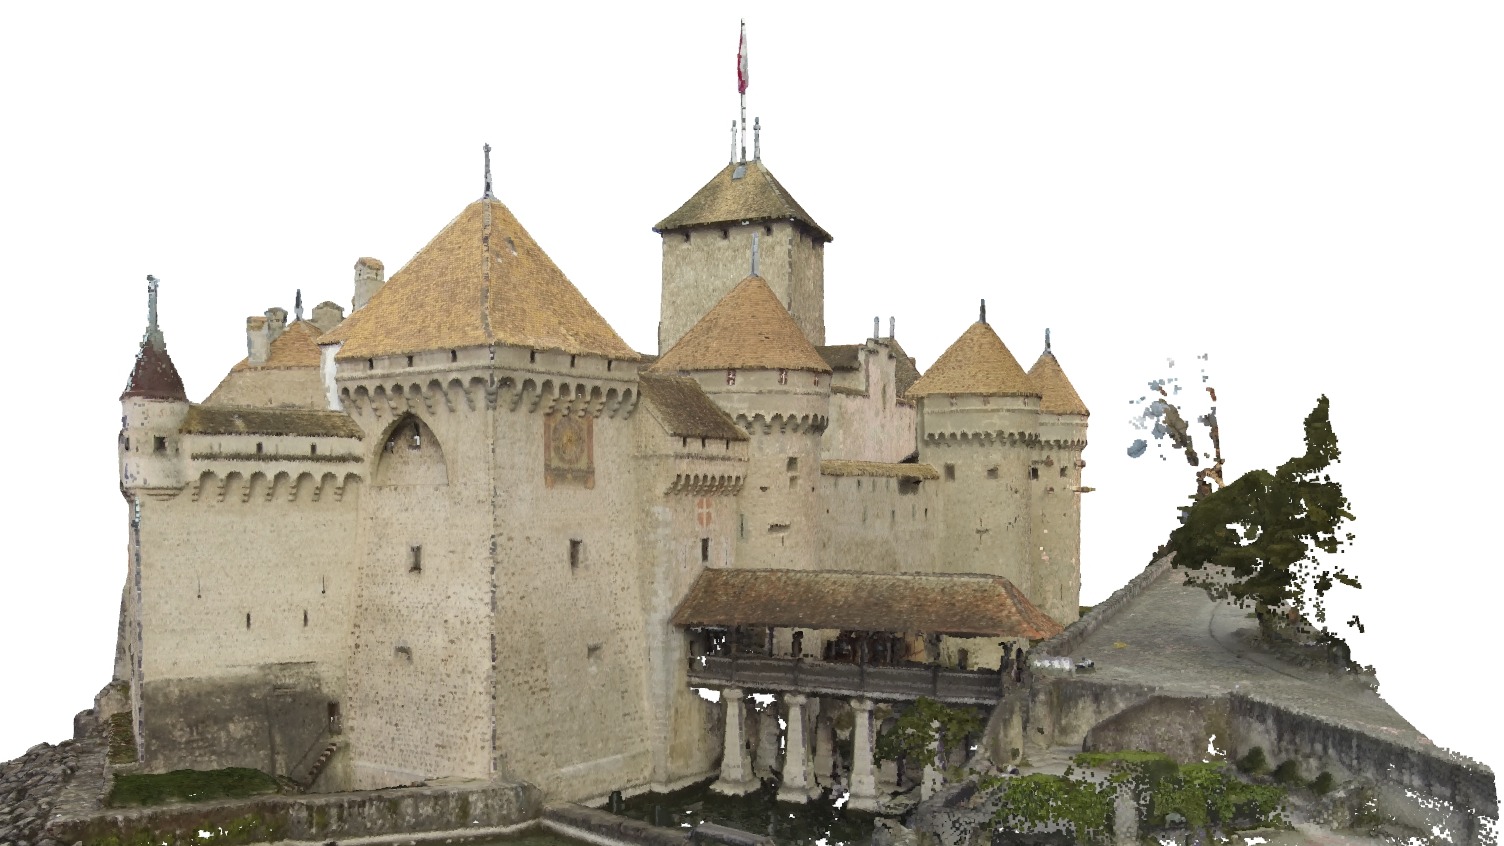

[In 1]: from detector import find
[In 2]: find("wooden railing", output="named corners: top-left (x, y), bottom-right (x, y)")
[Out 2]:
top-left (686, 655), bottom-right (1004, 704)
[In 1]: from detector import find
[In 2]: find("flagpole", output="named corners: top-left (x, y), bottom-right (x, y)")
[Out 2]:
top-left (738, 19), bottom-right (748, 164)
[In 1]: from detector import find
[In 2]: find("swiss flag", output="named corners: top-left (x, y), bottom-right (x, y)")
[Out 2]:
top-left (737, 21), bottom-right (749, 94)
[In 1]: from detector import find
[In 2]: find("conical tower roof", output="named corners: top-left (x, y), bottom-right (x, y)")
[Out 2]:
top-left (649, 275), bottom-right (831, 374)
top-left (122, 277), bottom-right (187, 401)
top-left (332, 197), bottom-right (638, 361)
top-left (1028, 350), bottom-right (1090, 416)
top-left (653, 160), bottom-right (832, 243)
top-left (905, 321), bottom-right (1039, 399)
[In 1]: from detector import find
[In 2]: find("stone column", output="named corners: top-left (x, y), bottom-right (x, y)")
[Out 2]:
top-left (711, 688), bottom-right (757, 795)
top-left (755, 707), bottom-right (781, 778)
top-left (776, 693), bottom-right (812, 803)
top-left (813, 714), bottom-right (835, 790)
top-left (846, 698), bottom-right (879, 812)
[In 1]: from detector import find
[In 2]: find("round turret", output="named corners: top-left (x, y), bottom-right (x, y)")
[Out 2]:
top-left (120, 276), bottom-right (190, 494)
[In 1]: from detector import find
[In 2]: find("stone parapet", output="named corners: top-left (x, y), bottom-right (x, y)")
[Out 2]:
top-left (1032, 553), bottom-right (1176, 661)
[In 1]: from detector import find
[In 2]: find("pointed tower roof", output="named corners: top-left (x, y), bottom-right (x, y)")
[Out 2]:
top-left (332, 198), bottom-right (638, 361)
top-left (122, 276), bottom-right (188, 401)
top-left (650, 275), bottom-right (831, 374)
top-left (905, 321), bottom-right (1040, 399)
top-left (1028, 348), bottom-right (1090, 417)
top-left (653, 160), bottom-right (832, 243)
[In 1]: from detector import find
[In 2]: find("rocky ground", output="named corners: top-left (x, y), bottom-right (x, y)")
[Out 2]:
top-left (0, 740), bottom-right (81, 846)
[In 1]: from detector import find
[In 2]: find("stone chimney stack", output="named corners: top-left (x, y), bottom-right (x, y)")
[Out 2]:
top-left (311, 301), bottom-right (346, 333)
top-left (247, 316), bottom-right (270, 365)
top-left (265, 307), bottom-right (288, 342)
top-left (353, 257), bottom-right (385, 311)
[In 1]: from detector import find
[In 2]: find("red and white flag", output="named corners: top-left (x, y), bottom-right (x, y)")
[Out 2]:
top-left (737, 21), bottom-right (749, 94)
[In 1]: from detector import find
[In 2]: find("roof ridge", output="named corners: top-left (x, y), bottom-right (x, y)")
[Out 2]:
top-left (650, 275), bottom-right (831, 374)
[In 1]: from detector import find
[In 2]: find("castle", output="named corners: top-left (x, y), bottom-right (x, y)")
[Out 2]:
top-left (114, 131), bottom-right (1090, 803)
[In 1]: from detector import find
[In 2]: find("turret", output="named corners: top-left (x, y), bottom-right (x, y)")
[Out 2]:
top-left (650, 271), bottom-right (831, 571)
top-left (1026, 330), bottom-right (1090, 626)
top-left (653, 153), bottom-right (831, 353)
top-left (120, 275), bottom-right (190, 494)
top-left (906, 303), bottom-right (1042, 604)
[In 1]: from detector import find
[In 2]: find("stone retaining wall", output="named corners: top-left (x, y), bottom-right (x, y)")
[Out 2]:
top-left (542, 801), bottom-right (692, 846)
top-left (47, 781), bottom-right (542, 845)
top-left (1032, 554), bottom-right (1175, 661)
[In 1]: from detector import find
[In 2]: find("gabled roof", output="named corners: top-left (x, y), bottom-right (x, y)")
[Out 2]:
top-left (649, 275), bottom-right (831, 375)
top-left (332, 198), bottom-right (638, 361)
top-left (230, 320), bottom-right (323, 371)
top-left (1028, 352), bottom-right (1090, 416)
top-left (653, 160), bottom-right (832, 243)
top-left (816, 344), bottom-right (862, 371)
top-left (905, 322), bottom-right (1040, 399)
top-left (638, 374), bottom-right (748, 441)
top-left (671, 569), bottom-right (1063, 640)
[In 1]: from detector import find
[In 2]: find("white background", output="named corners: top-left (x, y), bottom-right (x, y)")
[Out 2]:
top-left (1, 3), bottom-right (1498, 785)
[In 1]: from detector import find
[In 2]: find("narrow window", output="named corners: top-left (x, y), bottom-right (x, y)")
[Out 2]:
top-left (406, 355), bottom-right (414, 367)
top-left (786, 457), bottom-right (798, 472)
top-left (409, 545), bottom-right (422, 572)
top-left (450, 349), bottom-right (458, 362)
top-left (944, 464), bottom-right (955, 481)
top-left (987, 467), bottom-right (998, 479)
top-left (246, 612), bottom-right (251, 629)
top-left (310, 443), bottom-right (318, 456)
top-left (1060, 467), bottom-right (1068, 477)
top-left (570, 539), bottom-right (583, 570)
top-left (321, 575), bottom-right (326, 595)
top-left (1030, 467), bottom-right (1040, 480)
top-left (529, 350), bottom-right (537, 363)
top-left (153, 436), bottom-right (167, 453)
top-left (683, 231), bottom-right (691, 242)
top-left (738, 514), bottom-right (746, 540)
top-left (764, 224), bottom-right (773, 235)
top-left (681, 437), bottom-right (688, 448)
top-left (720, 228), bottom-right (729, 240)
top-left (701, 438), bottom-right (707, 449)
top-left (700, 538), bottom-right (710, 563)
top-left (303, 610), bottom-right (309, 627)
top-left (726, 368), bottom-right (736, 386)
top-left (256, 442), bottom-right (264, 455)
top-left (570, 355), bottom-right (577, 368)
top-left (123, 436), bottom-right (130, 451)
top-left (607, 359), bottom-right (614, 372)
top-left (366, 358), bottom-right (374, 370)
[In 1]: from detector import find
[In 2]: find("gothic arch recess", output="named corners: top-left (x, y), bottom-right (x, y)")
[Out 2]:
top-left (373, 413), bottom-right (449, 486)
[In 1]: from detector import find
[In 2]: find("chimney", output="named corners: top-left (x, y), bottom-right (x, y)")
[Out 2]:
top-left (264, 307), bottom-right (288, 343)
top-left (311, 301), bottom-right (346, 333)
top-left (353, 257), bottom-right (385, 311)
top-left (246, 316), bottom-right (270, 365)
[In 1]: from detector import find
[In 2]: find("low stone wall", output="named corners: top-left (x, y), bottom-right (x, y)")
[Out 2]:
top-left (1033, 554), bottom-right (1175, 661)
top-left (1024, 677), bottom-right (1163, 755)
top-left (1228, 693), bottom-right (1497, 844)
top-left (47, 781), bottom-right (542, 845)
top-left (1082, 695), bottom-right (1231, 764)
top-left (542, 801), bottom-right (692, 846)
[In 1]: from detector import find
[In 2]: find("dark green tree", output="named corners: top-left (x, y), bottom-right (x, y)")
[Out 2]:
top-left (1166, 396), bottom-right (1362, 634)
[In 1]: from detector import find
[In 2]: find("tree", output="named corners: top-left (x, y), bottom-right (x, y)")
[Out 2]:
top-left (1165, 396), bottom-right (1362, 635)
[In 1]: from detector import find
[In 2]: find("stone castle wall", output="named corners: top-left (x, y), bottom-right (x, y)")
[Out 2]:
top-left (817, 473), bottom-right (940, 573)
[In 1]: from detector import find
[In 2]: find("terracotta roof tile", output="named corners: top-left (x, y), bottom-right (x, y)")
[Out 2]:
top-left (230, 320), bottom-right (323, 372)
top-left (905, 322), bottom-right (1040, 399)
top-left (820, 460), bottom-right (940, 480)
top-left (639, 374), bottom-right (748, 441)
top-left (181, 405), bottom-right (364, 439)
top-left (654, 160), bottom-right (832, 243)
top-left (671, 569), bottom-right (1063, 639)
top-left (649, 275), bottom-right (831, 374)
top-left (1028, 352), bottom-right (1090, 416)
top-left (334, 199), bottom-right (638, 361)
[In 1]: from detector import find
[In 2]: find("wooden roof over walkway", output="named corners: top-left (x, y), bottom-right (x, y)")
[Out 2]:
top-left (671, 569), bottom-right (1063, 640)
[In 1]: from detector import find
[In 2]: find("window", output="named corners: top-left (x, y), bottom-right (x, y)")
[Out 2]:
top-left (529, 350), bottom-right (537, 363)
top-left (944, 464), bottom-right (955, 481)
top-left (569, 355), bottom-right (577, 368)
top-left (786, 457), bottom-right (798, 472)
top-left (310, 443), bottom-right (318, 456)
top-left (153, 436), bottom-right (167, 453)
top-left (303, 610), bottom-right (309, 627)
top-left (256, 442), bottom-right (264, 455)
top-left (1030, 467), bottom-right (1040, 480)
top-left (245, 612), bottom-right (251, 629)
top-left (570, 539), bottom-right (583, 570)
top-left (701, 538), bottom-right (710, 563)
top-left (778, 368), bottom-right (788, 385)
top-left (726, 369), bottom-right (736, 386)
top-left (450, 349), bottom-right (458, 362)
top-left (409, 545), bottom-right (422, 572)
top-left (1060, 467), bottom-right (1068, 477)
top-left (366, 358), bottom-right (374, 370)
top-left (406, 355), bottom-right (414, 367)
top-left (607, 359), bottom-right (613, 372)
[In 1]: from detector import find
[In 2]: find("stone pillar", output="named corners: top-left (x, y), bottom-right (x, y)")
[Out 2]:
top-left (813, 714), bottom-right (835, 789)
top-left (755, 706), bottom-right (781, 778)
top-left (846, 698), bottom-right (879, 812)
top-left (711, 688), bottom-right (757, 795)
top-left (776, 693), bottom-right (812, 803)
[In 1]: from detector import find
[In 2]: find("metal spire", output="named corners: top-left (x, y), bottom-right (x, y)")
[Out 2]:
top-left (1045, 328), bottom-right (1052, 355)
top-left (144, 275), bottom-right (164, 348)
top-left (482, 142), bottom-right (494, 199)
top-left (295, 289), bottom-right (304, 322)
top-left (751, 232), bottom-right (760, 276)
top-left (753, 117), bottom-right (761, 161)
top-left (730, 121), bottom-right (738, 165)
top-left (979, 299), bottom-right (987, 324)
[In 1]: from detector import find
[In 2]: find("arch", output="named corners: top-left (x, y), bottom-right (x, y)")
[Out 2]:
top-left (372, 413), bottom-right (449, 486)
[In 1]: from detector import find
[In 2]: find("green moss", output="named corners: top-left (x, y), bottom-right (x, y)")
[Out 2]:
top-left (1310, 771), bottom-right (1335, 796)
top-left (108, 768), bottom-right (281, 808)
top-left (1079, 605), bottom-right (1095, 617)
top-left (106, 712), bottom-right (137, 765)
top-left (81, 811), bottom-right (284, 846)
